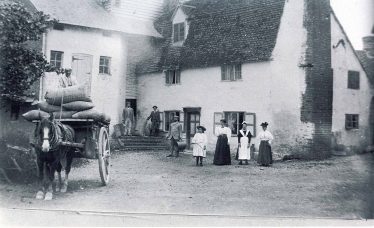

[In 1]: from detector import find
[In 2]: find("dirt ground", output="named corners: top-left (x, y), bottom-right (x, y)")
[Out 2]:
top-left (0, 150), bottom-right (373, 221)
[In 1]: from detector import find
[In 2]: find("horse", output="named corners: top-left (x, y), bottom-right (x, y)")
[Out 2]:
top-left (33, 115), bottom-right (75, 200)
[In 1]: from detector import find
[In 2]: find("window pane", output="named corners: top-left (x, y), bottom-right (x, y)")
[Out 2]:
top-left (100, 57), bottom-right (104, 65)
top-left (348, 70), bottom-right (360, 89)
top-left (180, 23), bottom-right (185, 41)
top-left (235, 64), bottom-right (242, 79)
top-left (173, 24), bottom-right (179, 42)
top-left (221, 66), bottom-right (226, 80)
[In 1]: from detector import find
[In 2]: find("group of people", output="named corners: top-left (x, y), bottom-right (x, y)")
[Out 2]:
top-left (211, 119), bottom-right (274, 167)
top-left (122, 104), bottom-right (274, 167)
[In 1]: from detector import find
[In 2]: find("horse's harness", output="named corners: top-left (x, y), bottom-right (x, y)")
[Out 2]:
top-left (42, 121), bottom-right (72, 152)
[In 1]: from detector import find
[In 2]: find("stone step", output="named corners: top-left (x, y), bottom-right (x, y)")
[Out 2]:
top-left (120, 146), bottom-right (168, 151)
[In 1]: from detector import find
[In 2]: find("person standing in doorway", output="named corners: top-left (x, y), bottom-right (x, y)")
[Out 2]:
top-left (59, 68), bottom-right (77, 88)
top-left (237, 121), bottom-right (253, 165)
top-left (257, 122), bottom-right (274, 166)
top-left (213, 119), bottom-right (232, 165)
top-left (147, 106), bottom-right (161, 137)
top-left (192, 126), bottom-right (208, 166)
top-left (166, 116), bottom-right (182, 157)
top-left (122, 102), bottom-right (135, 136)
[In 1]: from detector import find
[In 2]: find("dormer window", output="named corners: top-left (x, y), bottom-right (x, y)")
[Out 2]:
top-left (173, 22), bottom-right (185, 43)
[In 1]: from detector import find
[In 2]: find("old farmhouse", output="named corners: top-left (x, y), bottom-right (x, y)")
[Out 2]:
top-left (1, 0), bottom-right (373, 160)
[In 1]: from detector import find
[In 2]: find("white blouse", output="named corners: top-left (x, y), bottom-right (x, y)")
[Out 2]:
top-left (258, 130), bottom-right (274, 143)
top-left (215, 126), bottom-right (232, 143)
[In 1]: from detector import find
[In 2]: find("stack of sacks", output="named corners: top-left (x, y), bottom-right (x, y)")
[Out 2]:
top-left (22, 85), bottom-right (111, 123)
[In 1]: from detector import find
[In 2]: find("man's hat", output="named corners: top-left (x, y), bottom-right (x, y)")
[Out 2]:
top-left (197, 126), bottom-right (206, 131)
top-left (153, 105), bottom-right (158, 109)
top-left (260, 122), bottom-right (269, 127)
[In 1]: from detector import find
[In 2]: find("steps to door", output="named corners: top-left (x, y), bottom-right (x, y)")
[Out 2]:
top-left (113, 136), bottom-right (169, 151)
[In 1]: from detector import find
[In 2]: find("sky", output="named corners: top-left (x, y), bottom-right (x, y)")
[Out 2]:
top-left (331, 0), bottom-right (374, 50)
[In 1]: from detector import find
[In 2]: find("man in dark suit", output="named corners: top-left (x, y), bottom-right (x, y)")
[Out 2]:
top-left (166, 116), bottom-right (182, 157)
top-left (147, 105), bottom-right (161, 137)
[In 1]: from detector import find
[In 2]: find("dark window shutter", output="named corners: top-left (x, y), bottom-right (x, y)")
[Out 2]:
top-left (165, 71), bottom-right (170, 84)
top-left (176, 69), bottom-right (181, 84)
top-left (229, 65), bottom-right (234, 81)
top-left (235, 64), bottom-right (242, 79)
top-left (348, 70), bottom-right (360, 89)
top-left (221, 66), bottom-right (226, 80)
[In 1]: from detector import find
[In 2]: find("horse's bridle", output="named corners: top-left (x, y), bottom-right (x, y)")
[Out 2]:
top-left (41, 121), bottom-right (62, 152)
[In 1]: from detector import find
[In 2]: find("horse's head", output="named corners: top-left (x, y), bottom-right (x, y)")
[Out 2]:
top-left (39, 114), bottom-right (54, 152)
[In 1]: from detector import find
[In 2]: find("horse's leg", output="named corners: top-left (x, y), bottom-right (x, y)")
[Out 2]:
top-left (61, 153), bottom-right (73, 193)
top-left (35, 158), bottom-right (45, 200)
top-left (55, 162), bottom-right (62, 192)
top-left (44, 164), bottom-right (54, 201)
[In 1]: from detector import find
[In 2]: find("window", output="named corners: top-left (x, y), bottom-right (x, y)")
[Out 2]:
top-left (53, 23), bottom-right (64, 30)
top-left (164, 111), bottom-right (180, 131)
top-left (114, 0), bottom-right (121, 7)
top-left (173, 22), bottom-right (185, 43)
top-left (348, 70), bottom-right (360, 89)
top-left (50, 51), bottom-right (63, 68)
top-left (99, 56), bottom-right (111, 74)
top-left (214, 112), bottom-right (256, 136)
top-left (165, 70), bottom-right (181, 85)
top-left (221, 64), bottom-right (242, 81)
top-left (345, 114), bottom-right (359, 129)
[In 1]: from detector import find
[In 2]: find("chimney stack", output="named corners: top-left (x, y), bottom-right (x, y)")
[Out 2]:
top-left (363, 36), bottom-right (374, 58)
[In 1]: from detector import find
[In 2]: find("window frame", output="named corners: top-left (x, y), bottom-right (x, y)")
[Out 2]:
top-left (99, 56), bottom-right (111, 75)
top-left (345, 114), bottom-right (359, 130)
top-left (164, 110), bottom-right (181, 132)
top-left (221, 64), bottom-right (242, 81)
top-left (347, 70), bottom-right (360, 90)
top-left (173, 22), bottom-right (185, 43)
top-left (165, 69), bottom-right (181, 85)
top-left (214, 111), bottom-right (256, 137)
top-left (50, 50), bottom-right (64, 68)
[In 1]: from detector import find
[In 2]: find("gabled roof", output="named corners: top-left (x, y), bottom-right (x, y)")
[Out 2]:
top-left (29, 0), bottom-right (161, 37)
top-left (138, 0), bottom-right (286, 73)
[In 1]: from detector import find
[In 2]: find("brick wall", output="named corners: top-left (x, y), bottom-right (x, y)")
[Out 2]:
top-left (301, 0), bottom-right (333, 159)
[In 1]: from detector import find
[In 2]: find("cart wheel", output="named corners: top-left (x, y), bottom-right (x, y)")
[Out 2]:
top-left (97, 127), bottom-right (110, 185)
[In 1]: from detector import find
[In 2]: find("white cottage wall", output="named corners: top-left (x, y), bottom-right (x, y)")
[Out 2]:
top-left (331, 14), bottom-right (373, 151)
top-left (42, 26), bottom-right (127, 130)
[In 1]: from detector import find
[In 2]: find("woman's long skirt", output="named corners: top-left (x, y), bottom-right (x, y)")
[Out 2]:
top-left (213, 135), bottom-right (231, 165)
top-left (257, 141), bottom-right (272, 166)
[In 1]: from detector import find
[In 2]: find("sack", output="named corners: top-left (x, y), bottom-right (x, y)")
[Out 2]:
top-left (22, 110), bottom-right (50, 121)
top-left (45, 85), bottom-right (91, 105)
top-left (37, 101), bottom-right (64, 112)
top-left (52, 111), bottom-right (77, 119)
top-left (72, 109), bottom-right (104, 122)
top-left (62, 101), bottom-right (95, 111)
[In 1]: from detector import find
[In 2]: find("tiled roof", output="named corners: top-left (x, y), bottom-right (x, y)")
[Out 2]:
top-left (356, 50), bottom-right (374, 84)
top-left (29, 0), bottom-right (161, 37)
top-left (139, 0), bottom-right (286, 73)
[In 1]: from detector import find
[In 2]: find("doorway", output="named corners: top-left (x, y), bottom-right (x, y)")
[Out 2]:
top-left (71, 53), bottom-right (93, 95)
top-left (125, 99), bottom-right (137, 118)
top-left (184, 107), bottom-right (201, 149)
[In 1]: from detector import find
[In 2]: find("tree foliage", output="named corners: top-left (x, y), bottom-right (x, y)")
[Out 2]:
top-left (0, 2), bottom-right (56, 101)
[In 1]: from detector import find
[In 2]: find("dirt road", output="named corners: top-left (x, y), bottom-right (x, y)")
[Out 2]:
top-left (0, 150), bottom-right (373, 225)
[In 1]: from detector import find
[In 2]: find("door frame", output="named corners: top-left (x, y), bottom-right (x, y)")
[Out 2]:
top-left (71, 53), bottom-right (93, 94)
top-left (183, 107), bottom-right (201, 149)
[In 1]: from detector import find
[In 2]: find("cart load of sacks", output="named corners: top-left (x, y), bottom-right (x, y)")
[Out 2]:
top-left (22, 85), bottom-right (111, 123)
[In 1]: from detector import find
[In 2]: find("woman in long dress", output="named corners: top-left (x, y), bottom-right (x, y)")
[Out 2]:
top-left (192, 126), bottom-right (208, 166)
top-left (257, 122), bottom-right (274, 166)
top-left (238, 121), bottom-right (253, 165)
top-left (213, 119), bottom-right (232, 165)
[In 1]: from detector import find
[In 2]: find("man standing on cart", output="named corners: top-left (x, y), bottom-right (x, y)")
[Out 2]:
top-left (58, 68), bottom-right (78, 88)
